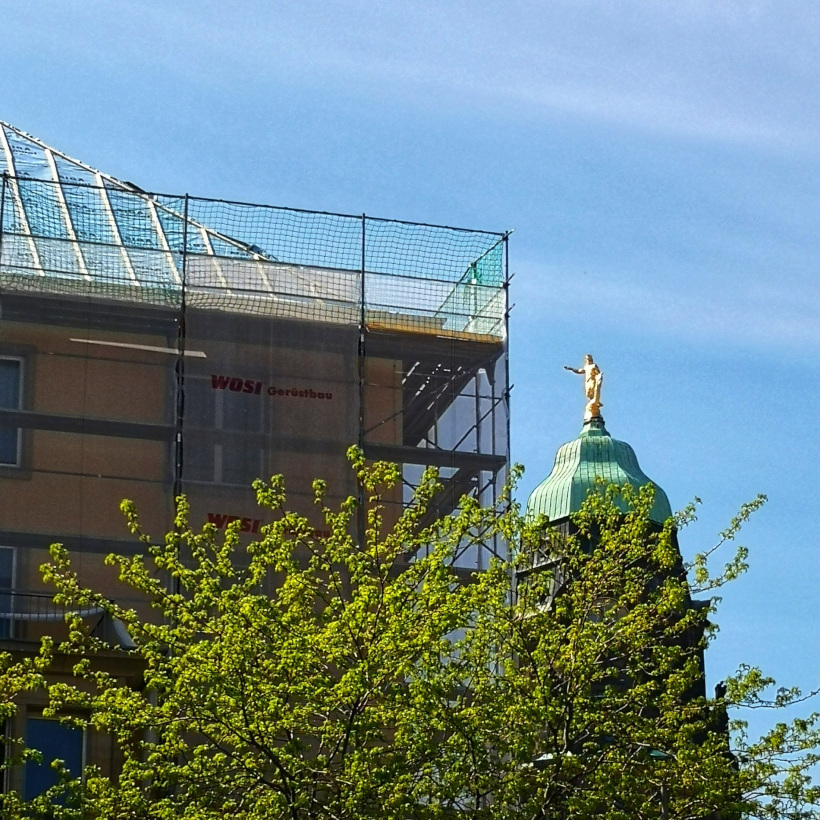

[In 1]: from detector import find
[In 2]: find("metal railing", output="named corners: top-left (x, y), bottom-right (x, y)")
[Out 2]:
top-left (0, 590), bottom-right (105, 638)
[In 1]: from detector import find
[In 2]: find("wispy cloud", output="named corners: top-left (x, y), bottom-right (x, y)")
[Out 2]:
top-left (6, 0), bottom-right (817, 152)
top-left (189, 0), bottom-right (820, 151)
top-left (519, 262), bottom-right (820, 352)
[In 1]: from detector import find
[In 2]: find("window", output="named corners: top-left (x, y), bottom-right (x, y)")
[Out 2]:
top-left (0, 548), bottom-right (15, 640)
top-left (185, 375), bottom-right (263, 434)
top-left (23, 717), bottom-right (84, 801)
top-left (183, 375), bottom-right (264, 485)
top-left (0, 358), bottom-right (22, 467)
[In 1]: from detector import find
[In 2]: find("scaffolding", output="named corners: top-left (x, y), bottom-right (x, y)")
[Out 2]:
top-left (0, 121), bottom-right (510, 623)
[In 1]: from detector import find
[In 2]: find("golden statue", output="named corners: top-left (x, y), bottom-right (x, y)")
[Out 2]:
top-left (564, 354), bottom-right (603, 421)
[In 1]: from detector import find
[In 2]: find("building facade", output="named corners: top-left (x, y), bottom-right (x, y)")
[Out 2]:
top-left (0, 121), bottom-right (510, 796)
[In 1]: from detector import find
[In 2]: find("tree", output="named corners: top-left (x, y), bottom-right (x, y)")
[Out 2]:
top-left (1, 449), bottom-right (818, 819)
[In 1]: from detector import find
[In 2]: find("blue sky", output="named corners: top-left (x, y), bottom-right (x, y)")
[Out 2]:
top-left (2, 0), bottom-right (818, 722)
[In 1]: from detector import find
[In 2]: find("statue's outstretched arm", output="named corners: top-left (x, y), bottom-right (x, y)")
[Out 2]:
top-left (564, 366), bottom-right (583, 374)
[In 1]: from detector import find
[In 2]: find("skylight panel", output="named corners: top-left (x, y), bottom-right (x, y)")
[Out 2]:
top-left (16, 178), bottom-right (70, 241)
top-left (155, 205), bottom-right (207, 255)
top-left (51, 153), bottom-right (97, 186)
top-left (2, 126), bottom-right (53, 182)
top-left (103, 184), bottom-right (161, 250)
top-left (58, 178), bottom-right (117, 246)
top-left (207, 235), bottom-right (257, 259)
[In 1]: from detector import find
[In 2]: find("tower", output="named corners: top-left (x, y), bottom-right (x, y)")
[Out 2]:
top-left (524, 354), bottom-right (710, 704)
top-left (516, 358), bottom-right (719, 815)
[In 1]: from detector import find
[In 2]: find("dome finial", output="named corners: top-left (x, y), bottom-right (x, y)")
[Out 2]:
top-left (564, 354), bottom-right (604, 423)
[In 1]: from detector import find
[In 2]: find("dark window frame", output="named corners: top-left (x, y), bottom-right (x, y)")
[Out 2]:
top-left (0, 546), bottom-right (16, 640)
top-left (0, 356), bottom-right (23, 468)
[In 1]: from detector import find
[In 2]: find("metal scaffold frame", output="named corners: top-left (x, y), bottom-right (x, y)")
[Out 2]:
top-left (0, 120), bottom-right (511, 582)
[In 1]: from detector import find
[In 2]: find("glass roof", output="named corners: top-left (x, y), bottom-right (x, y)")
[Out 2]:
top-left (0, 121), bottom-right (267, 294)
top-left (0, 122), bottom-right (507, 337)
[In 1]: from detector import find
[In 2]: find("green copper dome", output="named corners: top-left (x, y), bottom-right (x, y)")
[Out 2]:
top-left (526, 417), bottom-right (673, 526)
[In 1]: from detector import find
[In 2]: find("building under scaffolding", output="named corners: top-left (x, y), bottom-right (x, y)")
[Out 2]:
top-left (0, 121), bottom-right (510, 652)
